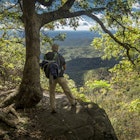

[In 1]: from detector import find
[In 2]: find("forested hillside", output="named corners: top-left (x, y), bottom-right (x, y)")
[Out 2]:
top-left (47, 30), bottom-right (100, 48)
top-left (66, 57), bottom-right (118, 86)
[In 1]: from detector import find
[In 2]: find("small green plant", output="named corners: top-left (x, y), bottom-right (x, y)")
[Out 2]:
top-left (129, 98), bottom-right (140, 114)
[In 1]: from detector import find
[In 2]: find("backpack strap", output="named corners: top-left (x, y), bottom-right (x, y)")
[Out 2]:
top-left (53, 52), bottom-right (61, 69)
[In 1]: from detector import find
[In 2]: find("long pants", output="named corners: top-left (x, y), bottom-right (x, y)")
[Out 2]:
top-left (49, 77), bottom-right (75, 111)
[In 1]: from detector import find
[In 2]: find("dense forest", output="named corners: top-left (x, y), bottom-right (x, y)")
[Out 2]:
top-left (0, 0), bottom-right (140, 140)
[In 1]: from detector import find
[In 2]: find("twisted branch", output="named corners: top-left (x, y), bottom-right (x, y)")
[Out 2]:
top-left (85, 12), bottom-right (140, 64)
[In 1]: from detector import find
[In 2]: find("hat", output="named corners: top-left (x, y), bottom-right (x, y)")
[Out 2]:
top-left (51, 44), bottom-right (59, 52)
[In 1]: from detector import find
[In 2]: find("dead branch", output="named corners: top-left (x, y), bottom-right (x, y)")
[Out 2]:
top-left (0, 114), bottom-right (16, 128)
top-left (0, 90), bottom-right (18, 108)
top-left (0, 103), bottom-right (21, 128)
top-left (0, 110), bottom-right (17, 128)
top-left (0, 89), bottom-right (16, 98)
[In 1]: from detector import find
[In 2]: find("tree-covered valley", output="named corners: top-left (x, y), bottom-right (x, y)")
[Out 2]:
top-left (40, 30), bottom-right (119, 86)
top-left (0, 0), bottom-right (140, 140)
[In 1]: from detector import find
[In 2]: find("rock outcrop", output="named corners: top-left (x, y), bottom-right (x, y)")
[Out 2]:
top-left (25, 93), bottom-right (118, 140)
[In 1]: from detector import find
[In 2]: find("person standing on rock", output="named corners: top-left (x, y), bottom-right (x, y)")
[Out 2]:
top-left (44, 44), bottom-right (76, 114)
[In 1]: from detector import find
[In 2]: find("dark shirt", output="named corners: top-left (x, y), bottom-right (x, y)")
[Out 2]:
top-left (44, 51), bottom-right (66, 77)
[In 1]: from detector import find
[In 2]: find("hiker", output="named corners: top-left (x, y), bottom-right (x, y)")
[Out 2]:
top-left (44, 44), bottom-right (76, 113)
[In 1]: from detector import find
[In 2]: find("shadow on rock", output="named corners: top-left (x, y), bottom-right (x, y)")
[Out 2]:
top-left (14, 93), bottom-right (118, 140)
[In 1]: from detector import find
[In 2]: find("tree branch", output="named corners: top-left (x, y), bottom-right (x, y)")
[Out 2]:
top-left (40, 7), bottom-right (106, 27)
top-left (36, 0), bottom-right (55, 6)
top-left (59, 0), bottom-right (75, 11)
top-left (18, 0), bottom-right (23, 12)
top-left (85, 12), bottom-right (139, 64)
top-left (38, 1), bottom-right (139, 64)
top-left (0, 1), bottom-right (19, 14)
top-left (86, 13), bottom-right (126, 47)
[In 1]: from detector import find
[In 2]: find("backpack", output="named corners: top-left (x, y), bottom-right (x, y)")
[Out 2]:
top-left (40, 52), bottom-right (60, 79)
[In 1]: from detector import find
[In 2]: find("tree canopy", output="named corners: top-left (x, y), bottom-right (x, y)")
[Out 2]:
top-left (1, 0), bottom-right (139, 61)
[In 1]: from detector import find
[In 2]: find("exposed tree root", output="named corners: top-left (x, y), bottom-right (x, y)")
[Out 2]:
top-left (0, 89), bottom-right (18, 108)
top-left (0, 104), bottom-right (19, 128)
top-left (0, 89), bottom-right (21, 129)
top-left (0, 88), bottom-right (42, 133)
top-left (0, 112), bottom-right (17, 128)
top-left (0, 89), bottom-right (16, 98)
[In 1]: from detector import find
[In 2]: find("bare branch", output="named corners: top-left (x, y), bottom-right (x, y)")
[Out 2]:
top-left (18, 0), bottom-right (23, 12)
top-left (0, 89), bottom-right (16, 98)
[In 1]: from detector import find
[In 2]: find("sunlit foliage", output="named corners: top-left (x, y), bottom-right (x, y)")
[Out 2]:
top-left (88, 16), bottom-right (140, 139)
top-left (0, 38), bottom-right (25, 89)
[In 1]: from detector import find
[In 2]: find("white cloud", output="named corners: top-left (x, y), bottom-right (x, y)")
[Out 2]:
top-left (132, 2), bottom-right (140, 9)
top-left (3, 1), bottom-right (15, 7)
top-left (95, 13), bottom-right (104, 19)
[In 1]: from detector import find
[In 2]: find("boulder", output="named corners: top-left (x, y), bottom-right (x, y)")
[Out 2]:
top-left (29, 94), bottom-right (118, 140)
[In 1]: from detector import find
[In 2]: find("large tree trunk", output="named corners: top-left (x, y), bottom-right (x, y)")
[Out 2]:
top-left (15, 0), bottom-right (43, 108)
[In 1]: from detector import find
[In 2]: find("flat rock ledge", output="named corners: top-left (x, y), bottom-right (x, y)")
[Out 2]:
top-left (3, 93), bottom-right (118, 140)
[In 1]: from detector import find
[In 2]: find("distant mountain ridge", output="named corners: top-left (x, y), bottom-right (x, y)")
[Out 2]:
top-left (46, 30), bottom-right (100, 47)
top-left (66, 57), bottom-right (117, 71)
top-left (42, 31), bottom-right (119, 86)
top-left (65, 57), bottom-right (119, 86)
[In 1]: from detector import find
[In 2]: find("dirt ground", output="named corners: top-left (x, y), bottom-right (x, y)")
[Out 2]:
top-left (0, 91), bottom-right (77, 140)
top-left (0, 91), bottom-right (118, 140)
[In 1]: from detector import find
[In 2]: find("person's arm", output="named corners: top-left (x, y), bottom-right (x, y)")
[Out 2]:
top-left (63, 64), bottom-right (66, 70)
top-left (60, 54), bottom-right (66, 70)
